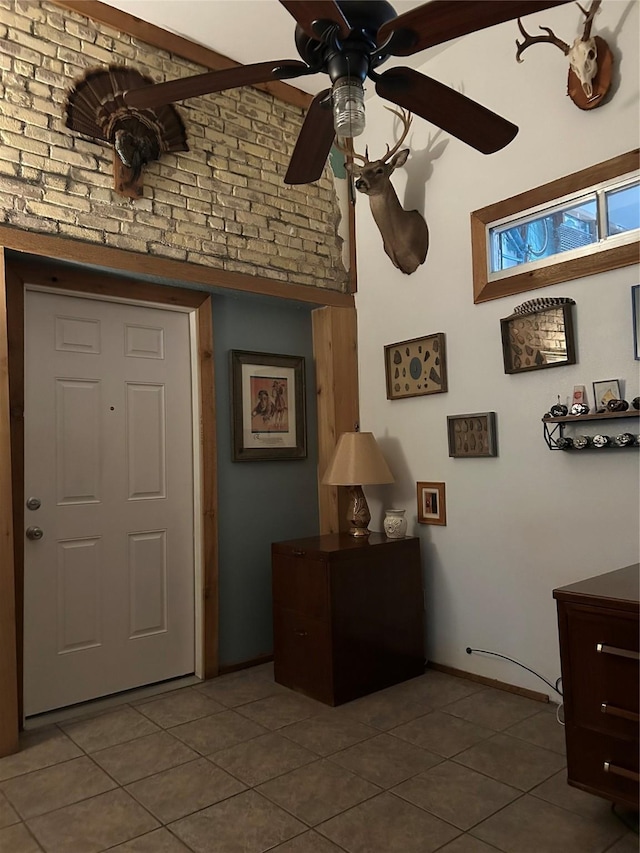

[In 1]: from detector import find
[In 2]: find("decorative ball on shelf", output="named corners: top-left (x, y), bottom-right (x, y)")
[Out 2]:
top-left (592, 434), bottom-right (611, 448)
top-left (613, 433), bottom-right (635, 447)
top-left (571, 403), bottom-right (590, 416)
top-left (632, 397), bottom-right (640, 410)
top-left (573, 435), bottom-right (592, 449)
top-left (556, 436), bottom-right (574, 450)
top-left (606, 399), bottom-right (629, 412)
top-left (550, 403), bottom-right (568, 417)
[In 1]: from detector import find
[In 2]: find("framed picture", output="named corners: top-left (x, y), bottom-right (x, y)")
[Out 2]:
top-left (384, 333), bottom-right (447, 400)
top-left (592, 378), bottom-right (622, 412)
top-left (500, 303), bottom-right (576, 374)
top-left (447, 412), bottom-right (497, 458)
top-left (417, 482), bottom-right (446, 525)
top-left (633, 285), bottom-right (640, 360)
top-left (230, 350), bottom-right (306, 462)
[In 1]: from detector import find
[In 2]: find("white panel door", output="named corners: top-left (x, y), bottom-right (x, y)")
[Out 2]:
top-left (23, 290), bottom-right (195, 716)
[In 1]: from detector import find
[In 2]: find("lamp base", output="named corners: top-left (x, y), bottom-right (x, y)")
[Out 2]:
top-left (346, 485), bottom-right (371, 537)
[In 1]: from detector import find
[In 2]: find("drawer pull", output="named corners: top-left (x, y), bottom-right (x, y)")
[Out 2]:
top-left (595, 643), bottom-right (640, 661)
top-left (291, 549), bottom-right (306, 557)
top-left (294, 629), bottom-right (308, 637)
top-left (603, 762), bottom-right (640, 783)
top-left (600, 702), bottom-right (640, 723)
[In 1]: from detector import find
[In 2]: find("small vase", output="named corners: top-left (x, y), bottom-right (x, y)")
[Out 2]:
top-left (383, 509), bottom-right (407, 539)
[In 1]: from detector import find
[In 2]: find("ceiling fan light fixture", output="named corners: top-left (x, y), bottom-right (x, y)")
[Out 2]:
top-left (332, 77), bottom-right (366, 138)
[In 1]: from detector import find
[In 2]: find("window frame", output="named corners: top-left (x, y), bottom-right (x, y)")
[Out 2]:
top-left (470, 150), bottom-right (639, 304)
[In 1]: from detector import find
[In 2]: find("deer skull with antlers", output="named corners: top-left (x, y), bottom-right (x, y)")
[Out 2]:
top-left (515, 0), bottom-right (613, 109)
top-left (341, 108), bottom-right (429, 276)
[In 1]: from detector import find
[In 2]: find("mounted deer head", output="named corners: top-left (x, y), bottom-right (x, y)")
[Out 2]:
top-left (515, 0), bottom-right (613, 109)
top-left (340, 109), bottom-right (429, 276)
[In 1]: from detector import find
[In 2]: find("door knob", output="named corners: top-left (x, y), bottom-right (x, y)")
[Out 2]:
top-left (26, 526), bottom-right (44, 541)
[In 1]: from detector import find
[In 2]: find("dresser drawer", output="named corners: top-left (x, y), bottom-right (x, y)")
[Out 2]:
top-left (272, 555), bottom-right (329, 620)
top-left (564, 605), bottom-right (639, 737)
top-left (273, 608), bottom-right (333, 704)
top-left (565, 724), bottom-right (639, 809)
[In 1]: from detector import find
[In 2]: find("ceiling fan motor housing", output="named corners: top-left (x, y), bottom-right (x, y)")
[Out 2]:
top-left (294, 0), bottom-right (397, 83)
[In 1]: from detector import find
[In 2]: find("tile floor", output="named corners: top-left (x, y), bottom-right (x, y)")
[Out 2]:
top-left (0, 664), bottom-right (637, 853)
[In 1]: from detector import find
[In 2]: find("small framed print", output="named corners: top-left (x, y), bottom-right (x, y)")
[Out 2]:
top-left (632, 285), bottom-right (640, 360)
top-left (384, 333), bottom-right (447, 400)
top-left (417, 482), bottom-right (446, 525)
top-left (230, 350), bottom-right (306, 462)
top-left (447, 412), bottom-right (498, 458)
top-left (592, 378), bottom-right (622, 412)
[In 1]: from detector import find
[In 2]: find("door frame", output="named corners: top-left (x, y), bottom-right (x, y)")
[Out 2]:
top-left (6, 257), bottom-right (219, 728)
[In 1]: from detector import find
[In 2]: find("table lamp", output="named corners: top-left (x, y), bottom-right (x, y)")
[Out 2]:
top-left (322, 430), bottom-right (394, 537)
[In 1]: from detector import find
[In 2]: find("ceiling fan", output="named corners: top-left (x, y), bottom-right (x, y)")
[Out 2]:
top-left (124, 0), bottom-right (570, 184)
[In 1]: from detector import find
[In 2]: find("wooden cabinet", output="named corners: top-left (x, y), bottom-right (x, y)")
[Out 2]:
top-left (553, 565), bottom-right (639, 808)
top-left (272, 533), bottom-right (425, 706)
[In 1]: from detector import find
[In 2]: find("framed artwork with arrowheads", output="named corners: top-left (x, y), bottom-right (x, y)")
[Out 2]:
top-left (384, 333), bottom-right (447, 400)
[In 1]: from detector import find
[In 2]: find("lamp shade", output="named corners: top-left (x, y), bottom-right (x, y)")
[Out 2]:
top-left (322, 432), bottom-right (394, 486)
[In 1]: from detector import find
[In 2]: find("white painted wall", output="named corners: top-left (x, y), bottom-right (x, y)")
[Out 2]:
top-left (355, 1), bottom-right (640, 698)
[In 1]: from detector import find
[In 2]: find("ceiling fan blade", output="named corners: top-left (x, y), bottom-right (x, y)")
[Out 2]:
top-left (285, 89), bottom-right (335, 185)
top-left (279, 1), bottom-right (351, 40)
top-left (377, 1), bottom-right (571, 56)
top-left (124, 60), bottom-right (308, 109)
top-left (376, 67), bottom-right (518, 155)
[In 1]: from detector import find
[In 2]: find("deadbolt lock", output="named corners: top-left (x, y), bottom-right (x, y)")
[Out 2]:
top-left (26, 497), bottom-right (41, 511)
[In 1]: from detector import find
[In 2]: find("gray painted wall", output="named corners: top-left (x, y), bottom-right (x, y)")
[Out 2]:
top-left (213, 293), bottom-right (319, 666)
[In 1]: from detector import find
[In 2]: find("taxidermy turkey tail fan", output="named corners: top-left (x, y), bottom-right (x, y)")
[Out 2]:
top-left (122, 0), bottom-right (571, 184)
top-left (65, 65), bottom-right (188, 179)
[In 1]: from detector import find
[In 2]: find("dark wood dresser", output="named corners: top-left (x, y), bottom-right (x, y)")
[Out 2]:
top-left (553, 564), bottom-right (639, 809)
top-left (272, 533), bottom-right (424, 706)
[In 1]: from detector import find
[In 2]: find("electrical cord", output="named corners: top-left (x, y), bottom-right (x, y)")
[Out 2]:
top-left (466, 647), bottom-right (563, 697)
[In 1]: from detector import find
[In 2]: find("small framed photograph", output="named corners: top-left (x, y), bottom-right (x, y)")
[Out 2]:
top-left (230, 350), bottom-right (306, 462)
top-left (592, 378), bottom-right (622, 412)
top-left (384, 333), bottom-right (447, 400)
top-left (632, 285), bottom-right (640, 360)
top-left (500, 303), bottom-right (576, 374)
top-left (447, 412), bottom-right (498, 458)
top-left (417, 482), bottom-right (446, 525)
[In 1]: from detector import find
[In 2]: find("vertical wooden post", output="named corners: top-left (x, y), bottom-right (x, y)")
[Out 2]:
top-left (312, 305), bottom-right (359, 534)
top-left (0, 250), bottom-right (19, 756)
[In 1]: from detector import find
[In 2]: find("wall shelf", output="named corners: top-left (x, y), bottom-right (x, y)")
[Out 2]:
top-left (542, 410), bottom-right (639, 450)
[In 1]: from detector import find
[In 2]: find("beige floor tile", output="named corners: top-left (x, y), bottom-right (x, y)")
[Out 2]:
top-left (106, 827), bottom-right (194, 851)
top-left (169, 789), bottom-right (306, 853)
top-left (0, 792), bottom-right (19, 828)
top-left (210, 732), bottom-right (316, 786)
top-left (454, 732), bottom-right (567, 791)
top-left (504, 709), bottom-right (567, 754)
top-left (0, 756), bottom-right (116, 819)
top-left (280, 713), bottom-right (377, 757)
top-left (27, 789), bottom-right (159, 853)
top-left (317, 791), bottom-right (460, 853)
top-left (437, 835), bottom-right (503, 852)
top-left (391, 710), bottom-right (494, 757)
top-left (170, 709), bottom-right (267, 755)
top-left (0, 728), bottom-right (82, 782)
top-left (393, 760), bottom-right (521, 830)
top-left (530, 770), bottom-right (628, 819)
top-left (445, 688), bottom-right (545, 731)
top-left (334, 687), bottom-right (430, 730)
top-left (257, 758), bottom-right (380, 825)
top-left (0, 822), bottom-right (43, 853)
top-left (390, 671), bottom-right (485, 709)
top-left (134, 687), bottom-right (226, 727)
top-left (471, 793), bottom-right (627, 853)
top-left (60, 707), bottom-right (160, 753)
top-left (236, 693), bottom-right (325, 730)
top-left (329, 733), bottom-right (442, 788)
top-left (270, 830), bottom-right (347, 852)
top-left (606, 833), bottom-right (640, 853)
top-left (126, 757), bottom-right (245, 823)
top-left (196, 671), bottom-right (285, 708)
top-left (92, 730), bottom-right (198, 785)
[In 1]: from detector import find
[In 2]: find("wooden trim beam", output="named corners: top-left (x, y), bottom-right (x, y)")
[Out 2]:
top-left (52, 0), bottom-right (312, 110)
top-left (0, 226), bottom-right (354, 310)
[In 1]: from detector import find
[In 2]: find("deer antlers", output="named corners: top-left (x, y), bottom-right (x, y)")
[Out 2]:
top-left (515, 0), bottom-right (601, 62)
top-left (336, 107), bottom-right (413, 165)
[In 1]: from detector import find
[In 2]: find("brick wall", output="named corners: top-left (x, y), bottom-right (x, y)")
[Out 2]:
top-left (0, 1), bottom-right (349, 291)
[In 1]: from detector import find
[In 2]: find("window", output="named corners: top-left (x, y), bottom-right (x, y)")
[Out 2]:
top-left (471, 150), bottom-right (639, 303)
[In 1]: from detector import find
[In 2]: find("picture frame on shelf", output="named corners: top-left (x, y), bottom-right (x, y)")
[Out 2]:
top-left (417, 482), bottom-right (446, 525)
top-left (384, 333), bottom-right (447, 400)
top-left (500, 302), bottom-right (576, 374)
top-left (447, 412), bottom-right (498, 458)
top-left (592, 378), bottom-right (622, 412)
top-left (632, 285), bottom-right (640, 360)
top-left (230, 350), bottom-right (306, 462)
